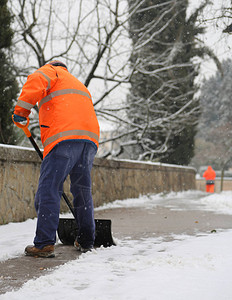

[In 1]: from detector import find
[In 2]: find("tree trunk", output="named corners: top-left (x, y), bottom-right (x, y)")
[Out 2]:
top-left (220, 168), bottom-right (224, 192)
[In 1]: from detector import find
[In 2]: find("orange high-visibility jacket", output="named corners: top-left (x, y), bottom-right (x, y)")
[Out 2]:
top-left (14, 64), bottom-right (100, 157)
top-left (203, 166), bottom-right (216, 181)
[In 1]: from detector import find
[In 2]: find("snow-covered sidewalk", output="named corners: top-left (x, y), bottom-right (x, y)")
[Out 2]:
top-left (1, 191), bottom-right (232, 299)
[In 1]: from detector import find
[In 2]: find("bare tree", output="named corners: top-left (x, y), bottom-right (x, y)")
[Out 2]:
top-left (9, 0), bottom-right (138, 147)
top-left (8, 0), bottom-right (217, 160)
top-left (115, 0), bottom-right (217, 162)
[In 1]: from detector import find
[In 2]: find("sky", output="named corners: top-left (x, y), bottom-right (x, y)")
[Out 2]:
top-left (1, 190), bottom-right (232, 299)
top-left (189, 0), bottom-right (232, 81)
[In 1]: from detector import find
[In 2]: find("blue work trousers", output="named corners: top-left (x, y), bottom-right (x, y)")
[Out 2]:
top-left (33, 140), bottom-right (97, 249)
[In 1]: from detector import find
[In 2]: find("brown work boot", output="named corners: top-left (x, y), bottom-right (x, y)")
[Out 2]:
top-left (74, 240), bottom-right (93, 253)
top-left (25, 245), bottom-right (55, 258)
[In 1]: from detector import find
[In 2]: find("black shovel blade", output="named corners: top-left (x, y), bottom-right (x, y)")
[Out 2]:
top-left (58, 218), bottom-right (116, 248)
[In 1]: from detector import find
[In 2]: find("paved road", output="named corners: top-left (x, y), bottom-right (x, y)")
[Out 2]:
top-left (1, 193), bottom-right (232, 294)
top-left (95, 205), bottom-right (232, 240)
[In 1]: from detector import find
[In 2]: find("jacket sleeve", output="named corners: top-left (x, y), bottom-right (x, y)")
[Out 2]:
top-left (14, 65), bottom-right (58, 117)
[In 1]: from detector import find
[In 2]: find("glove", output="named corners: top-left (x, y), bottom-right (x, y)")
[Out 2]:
top-left (13, 114), bottom-right (27, 122)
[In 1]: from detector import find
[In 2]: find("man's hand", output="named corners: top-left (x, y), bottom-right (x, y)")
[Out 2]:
top-left (13, 114), bottom-right (27, 123)
top-left (12, 115), bottom-right (30, 137)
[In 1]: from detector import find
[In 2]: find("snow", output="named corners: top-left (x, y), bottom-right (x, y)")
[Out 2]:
top-left (0, 219), bottom-right (35, 262)
top-left (110, 158), bottom-right (196, 170)
top-left (0, 143), bottom-right (34, 151)
top-left (95, 190), bottom-right (232, 215)
top-left (1, 191), bottom-right (232, 299)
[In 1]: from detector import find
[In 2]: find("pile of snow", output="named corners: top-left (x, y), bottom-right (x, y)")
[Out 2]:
top-left (2, 231), bottom-right (232, 300)
top-left (199, 191), bottom-right (232, 214)
top-left (0, 219), bottom-right (36, 261)
top-left (96, 190), bottom-right (232, 215)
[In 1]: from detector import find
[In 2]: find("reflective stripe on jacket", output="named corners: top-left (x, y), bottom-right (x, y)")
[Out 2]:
top-left (14, 64), bottom-right (100, 157)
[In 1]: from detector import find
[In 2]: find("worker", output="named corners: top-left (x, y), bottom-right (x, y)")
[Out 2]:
top-left (13, 60), bottom-right (100, 257)
top-left (203, 166), bottom-right (216, 193)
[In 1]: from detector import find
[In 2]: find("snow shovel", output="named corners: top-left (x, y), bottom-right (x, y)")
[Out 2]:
top-left (13, 116), bottom-right (115, 248)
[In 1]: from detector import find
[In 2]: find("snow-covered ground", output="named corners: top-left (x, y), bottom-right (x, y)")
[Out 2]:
top-left (1, 191), bottom-right (232, 300)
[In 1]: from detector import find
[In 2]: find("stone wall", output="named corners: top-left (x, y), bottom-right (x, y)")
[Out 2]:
top-left (92, 158), bottom-right (196, 207)
top-left (0, 144), bottom-right (196, 225)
